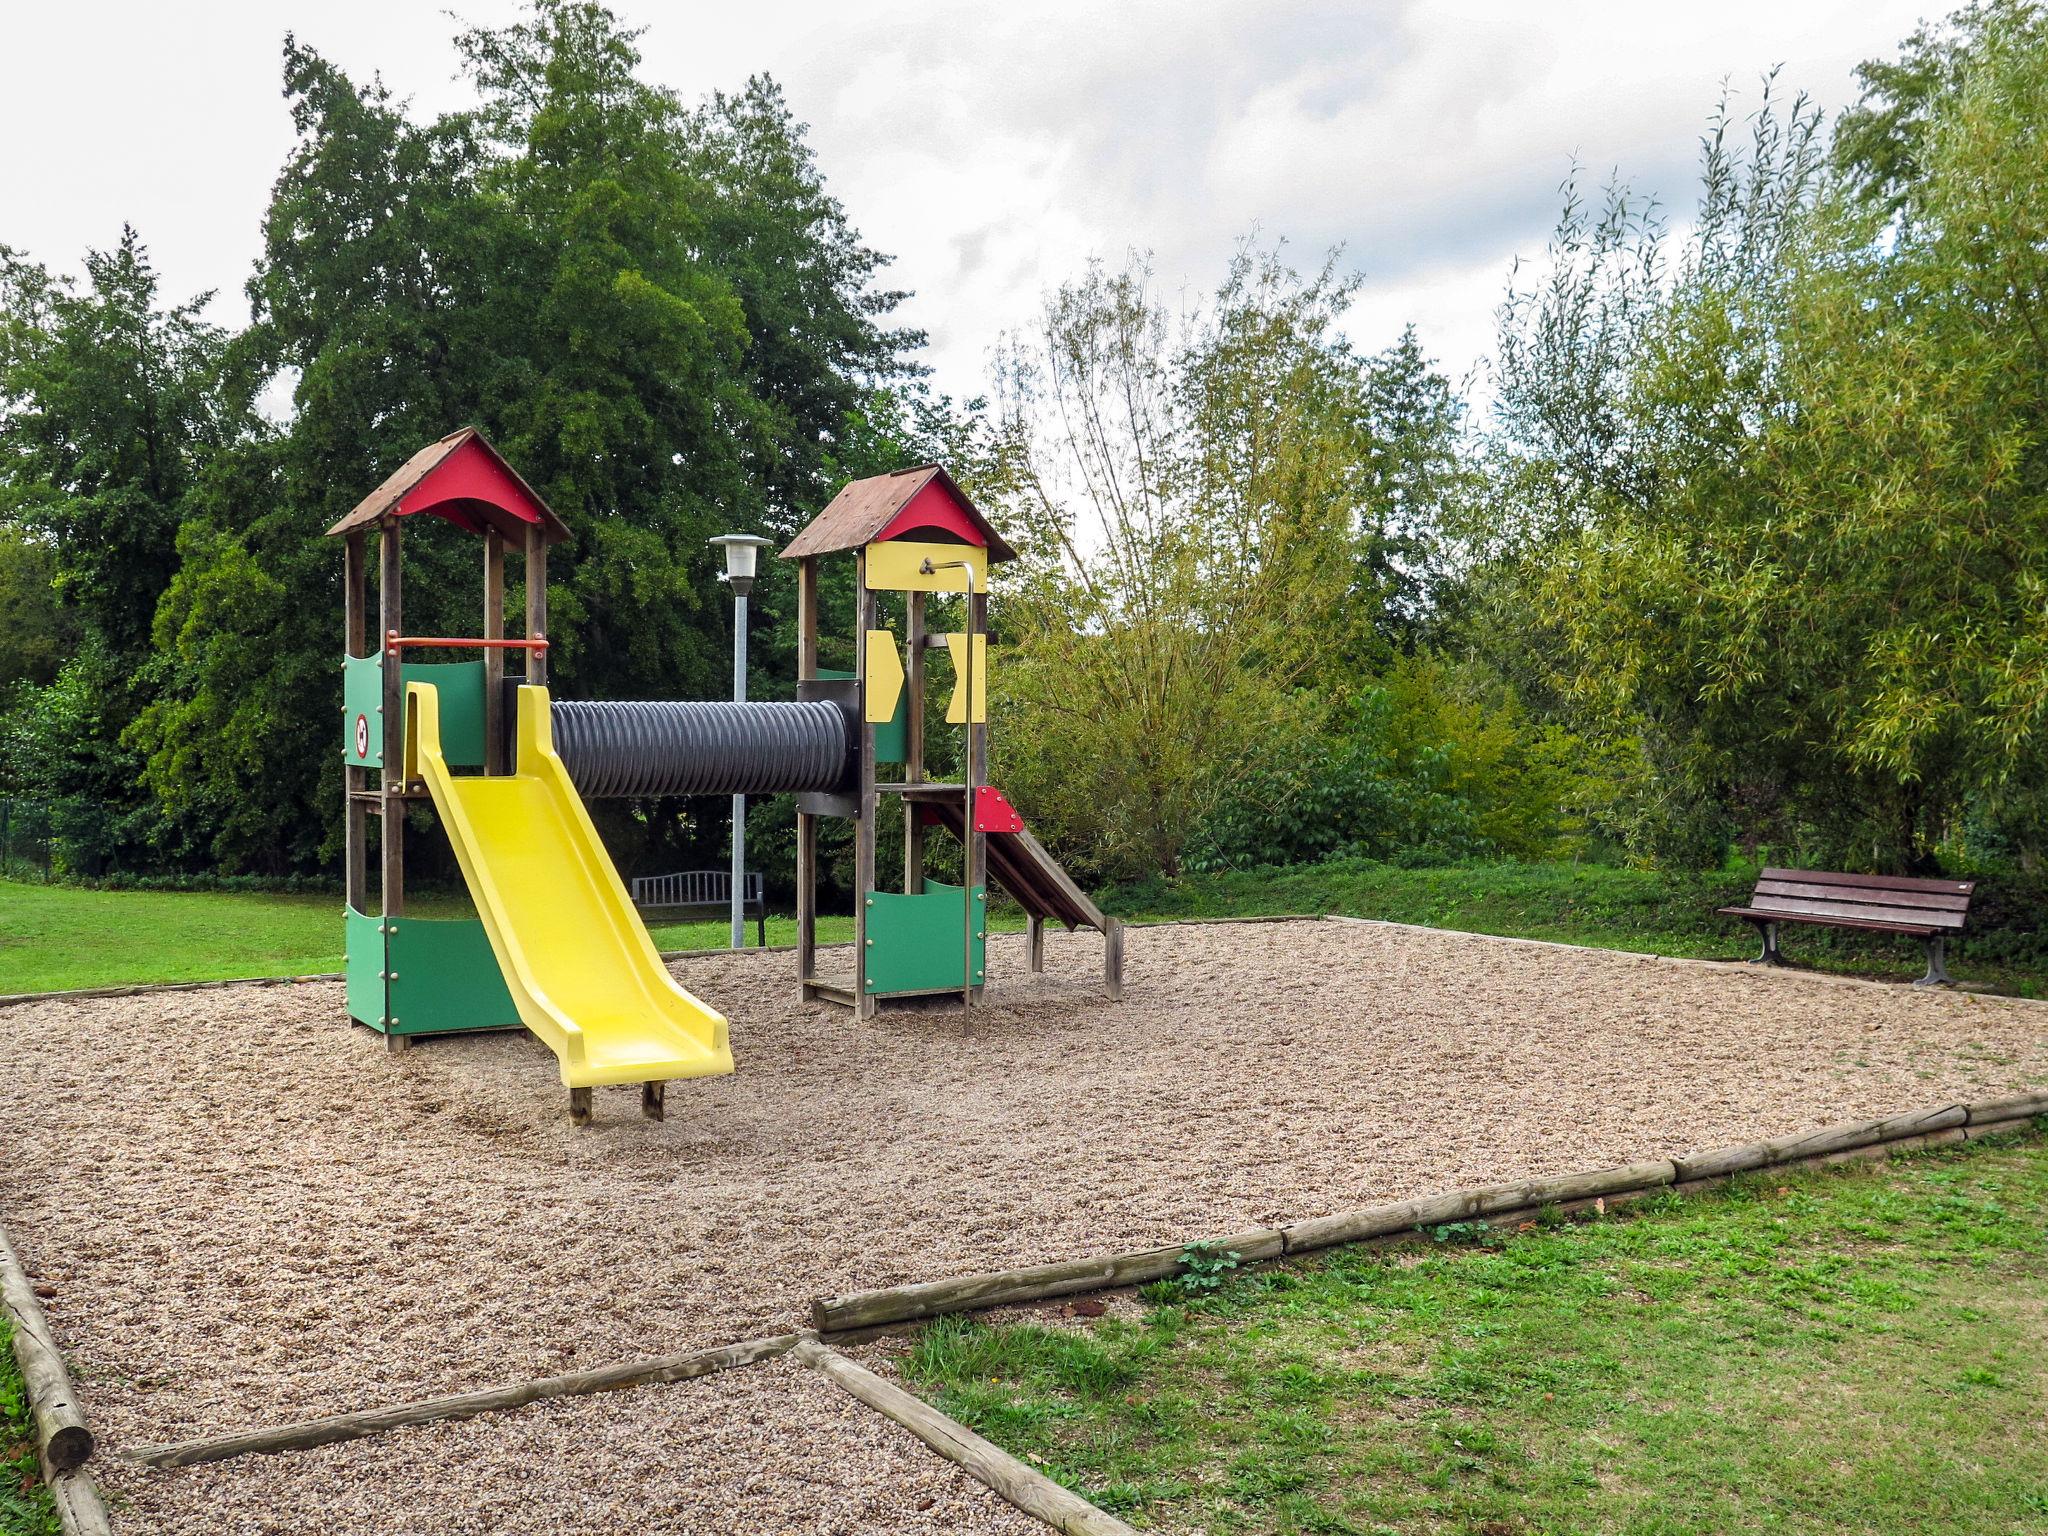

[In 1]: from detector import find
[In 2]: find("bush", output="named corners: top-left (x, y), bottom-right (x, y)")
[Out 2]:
top-left (1183, 657), bottom-right (1627, 873)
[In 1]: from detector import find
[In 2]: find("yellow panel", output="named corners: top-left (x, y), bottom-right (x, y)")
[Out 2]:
top-left (944, 632), bottom-right (989, 724)
top-left (865, 539), bottom-right (988, 594)
top-left (864, 628), bottom-right (905, 724)
top-left (405, 681), bottom-right (733, 1089)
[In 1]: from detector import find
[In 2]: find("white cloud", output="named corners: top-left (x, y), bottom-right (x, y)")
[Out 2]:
top-left (0, 0), bottom-right (1933, 413)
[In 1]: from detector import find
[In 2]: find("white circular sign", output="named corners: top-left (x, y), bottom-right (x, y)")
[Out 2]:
top-left (353, 712), bottom-right (370, 759)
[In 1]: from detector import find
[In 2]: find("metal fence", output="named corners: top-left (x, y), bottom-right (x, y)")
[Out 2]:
top-left (0, 797), bottom-right (53, 880)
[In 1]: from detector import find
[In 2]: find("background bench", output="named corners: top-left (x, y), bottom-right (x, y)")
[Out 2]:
top-left (630, 869), bottom-right (767, 947)
top-left (1718, 867), bottom-right (1974, 986)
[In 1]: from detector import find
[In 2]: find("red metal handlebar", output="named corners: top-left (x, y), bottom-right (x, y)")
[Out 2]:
top-left (384, 632), bottom-right (548, 655)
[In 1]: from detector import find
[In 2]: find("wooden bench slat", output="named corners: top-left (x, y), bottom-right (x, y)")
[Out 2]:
top-left (1717, 905), bottom-right (1948, 937)
top-left (1747, 894), bottom-right (1969, 927)
top-left (1753, 878), bottom-right (1971, 914)
top-left (1759, 867), bottom-right (1974, 897)
top-left (1734, 894), bottom-right (1967, 930)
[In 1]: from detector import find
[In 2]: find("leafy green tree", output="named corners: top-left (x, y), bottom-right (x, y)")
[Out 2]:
top-left (986, 244), bottom-right (1443, 879)
top-left (1357, 326), bottom-right (1466, 641)
top-left (1481, 13), bottom-right (2048, 872)
top-left (0, 528), bottom-right (70, 688)
top-left (0, 231), bottom-right (249, 870)
top-left (127, 3), bottom-right (928, 875)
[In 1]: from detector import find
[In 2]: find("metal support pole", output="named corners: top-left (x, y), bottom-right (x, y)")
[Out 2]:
top-left (730, 585), bottom-right (748, 950)
top-left (919, 556), bottom-right (980, 1011)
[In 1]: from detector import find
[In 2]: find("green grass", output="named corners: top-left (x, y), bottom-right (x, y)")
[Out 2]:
top-left (0, 879), bottom-right (866, 993)
top-left (0, 878), bottom-right (1031, 993)
top-left (904, 1128), bottom-right (2048, 1535)
top-left (7, 855), bottom-right (2042, 995)
top-left (0, 1321), bottom-right (57, 1536)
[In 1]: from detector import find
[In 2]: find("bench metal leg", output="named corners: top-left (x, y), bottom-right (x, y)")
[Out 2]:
top-left (1749, 920), bottom-right (1786, 966)
top-left (1917, 936), bottom-right (1954, 987)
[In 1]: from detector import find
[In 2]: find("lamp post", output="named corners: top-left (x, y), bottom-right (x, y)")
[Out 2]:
top-left (709, 533), bottom-right (773, 949)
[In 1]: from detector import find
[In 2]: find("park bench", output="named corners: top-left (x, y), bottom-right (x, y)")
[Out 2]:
top-left (1718, 867), bottom-right (1975, 986)
top-left (630, 869), bottom-right (767, 947)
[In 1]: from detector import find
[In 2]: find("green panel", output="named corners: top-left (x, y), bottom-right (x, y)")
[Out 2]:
top-left (340, 656), bottom-right (489, 770)
top-left (385, 915), bottom-right (521, 1035)
top-left (342, 654), bottom-right (386, 767)
top-left (345, 905), bottom-right (387, 1027)
top-left (864, 881), bottom-right (986, 994)
top-left (822, 665), bottom-right (906, 765)
top-left (873, 680), bottom-right (908, 765)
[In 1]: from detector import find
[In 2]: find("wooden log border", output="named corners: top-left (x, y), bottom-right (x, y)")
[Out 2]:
top-left (127, 1330), bottom-right (805, 1469)
top-left (1, 1222), bottom-right (114, 1536)
top-left (46, 1469), bottom-right (114, 1536)
top-left (0, 1223), bottom-right (93, 1475)
top-left (791, 1338), bottom-right (1137, 1536)
top-left (812, 1093), bottom-right (2047, 1333)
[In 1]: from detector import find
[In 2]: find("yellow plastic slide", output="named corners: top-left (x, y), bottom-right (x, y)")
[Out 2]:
top-left (404, 680), bottom-right (734, 1090)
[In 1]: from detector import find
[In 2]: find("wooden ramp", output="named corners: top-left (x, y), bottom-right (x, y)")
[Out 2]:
top-left (900, 785), bottom-right (1122, 995)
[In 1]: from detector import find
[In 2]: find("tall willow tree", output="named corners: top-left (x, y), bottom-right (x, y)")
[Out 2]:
top-left (1482, 6), bottom-right (2048, 870)
top-left (983, 246), bottom-right (1450, 879)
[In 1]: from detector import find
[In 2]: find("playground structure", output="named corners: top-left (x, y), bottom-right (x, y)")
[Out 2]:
top-left (780, 464), bottom-right (1123, 1018)
top-left (329, 430), bottom-right (1118, 1122)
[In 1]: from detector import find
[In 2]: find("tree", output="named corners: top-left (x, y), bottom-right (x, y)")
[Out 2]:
top-left (1480, 16), bottom-right (2048, 872)
top-left (984, 245), bottom-right (1406, 879)
top-left (0, 230), bottom-right (249, 870)
top-left (125, 3), bottom-right (929, 875)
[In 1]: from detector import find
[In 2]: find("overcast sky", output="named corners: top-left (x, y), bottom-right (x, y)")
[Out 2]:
top-left (2, 1), bottom-right (1934, 408)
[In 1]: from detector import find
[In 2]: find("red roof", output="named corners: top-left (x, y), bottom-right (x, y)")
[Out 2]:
top-left (780, 465), bottom-right (1014, 562)
top-left (325, 428), bottom-right (570, 545)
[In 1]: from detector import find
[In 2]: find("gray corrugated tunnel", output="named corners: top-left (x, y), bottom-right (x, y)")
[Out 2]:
top-left (550, 699), bottom-right (851, 799)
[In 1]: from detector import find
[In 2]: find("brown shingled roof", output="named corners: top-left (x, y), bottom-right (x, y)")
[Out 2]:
top-left (780, 464), bottom-right (1015, 562)
top-left (324, 427), bottom-right (571, 545)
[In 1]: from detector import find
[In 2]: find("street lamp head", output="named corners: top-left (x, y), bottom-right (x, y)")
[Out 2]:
top-left (708, 533), bottom-right (774, 596)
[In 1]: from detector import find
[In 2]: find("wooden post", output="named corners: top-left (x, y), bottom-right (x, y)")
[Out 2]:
top-left (377, 522), bottom-right (406, 1051)
top-left (1104, 917), bottom-right (1124, 1000)
top-left (343, 532), bottom-right (369, 915)
top-left (1026, 914), bottom-right (1044, 974)
top-left (791, 1339), bottom-right (1139, 1536)
top-left (482, 528), bottom-right (506, 775)
top-left (377, 524), bottom-right (405, 923)
top-left (966, 587), bottom-right (988, 1004)
top-left (796, 556), bottom-right (819, 1001)
top-left (903, 590), bottom-right (926, 894)
top-left (524, 522), bottom-right (548, 688)
top-left (853, 553), bottom-right (877, 1020)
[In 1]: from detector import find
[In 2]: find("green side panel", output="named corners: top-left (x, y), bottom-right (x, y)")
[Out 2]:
top-left (873, 683), bottom-right (908, 765)
top-left (340, 656), bottom-right (488, 770)
top-left (342, 654), bottom-right (386, 767)
top-left (345, 905), bottom-right (387, 1027)
top-left (822, 665), bottom-right (906, 765)
top-left (864, 882), bottom-right (986, 994)
top-left (384, 915), bottom-right (521, 1035)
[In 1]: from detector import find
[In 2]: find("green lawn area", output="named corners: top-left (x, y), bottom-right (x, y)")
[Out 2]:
top-left (904, 1128), bottom-right (2048, 1535)
top-left (0, 880), bottom-right (867, 994)
top-left (6, 857), bottom-right (2044, 995)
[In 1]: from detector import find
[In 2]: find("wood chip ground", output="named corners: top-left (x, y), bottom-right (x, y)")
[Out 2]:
top-left (4, 920), bottom-right (2044, 1531)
